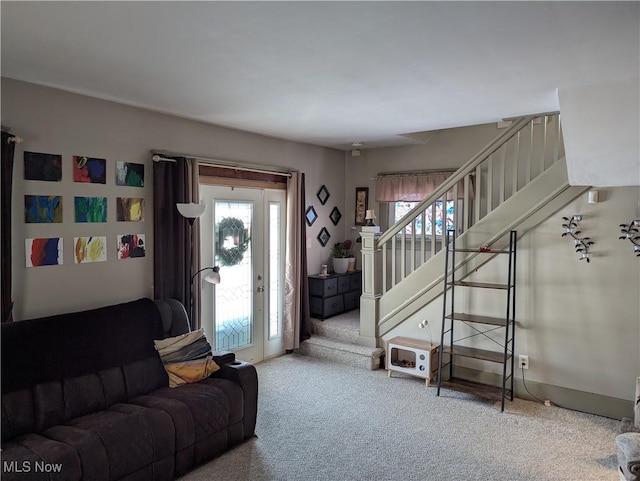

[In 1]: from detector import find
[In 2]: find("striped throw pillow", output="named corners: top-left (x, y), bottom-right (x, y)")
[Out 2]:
top-left (154, 329), bottom-right (220, 388)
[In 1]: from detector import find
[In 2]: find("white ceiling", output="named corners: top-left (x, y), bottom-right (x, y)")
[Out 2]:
top-left (1, 1), bottom-right (638, 152)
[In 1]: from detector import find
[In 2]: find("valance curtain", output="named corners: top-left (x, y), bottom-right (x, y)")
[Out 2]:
top-left (1, 131), bottom-right (16, 323)
top-left (283, 171), bottom-right (311, 350)
top-left (153, 156), bottom-right (202, 329)
top-left (375, 171), bottom-right (473, 202)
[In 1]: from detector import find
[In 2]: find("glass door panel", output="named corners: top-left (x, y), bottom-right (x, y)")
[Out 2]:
top-left (214, 201), bottom-right (253, 351)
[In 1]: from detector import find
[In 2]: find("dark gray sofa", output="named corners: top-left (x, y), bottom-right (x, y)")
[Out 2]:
top-left (1, 298), bottom-right (258, 480)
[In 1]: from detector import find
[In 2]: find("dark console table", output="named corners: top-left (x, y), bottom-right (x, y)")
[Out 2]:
top-left (308, 270), bottom-right (362, 319)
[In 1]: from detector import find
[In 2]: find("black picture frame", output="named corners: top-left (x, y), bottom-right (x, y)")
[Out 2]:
top-left (330, 207), bottom-right (342, 226)
top-left (305, 205), bottom-right (318, 226)
top-left (317, 227), bottom-right (331, 247)
top-left (355, 187), bottom-right (369, 226)
top-left (317, 185), bottom-right (330, 205)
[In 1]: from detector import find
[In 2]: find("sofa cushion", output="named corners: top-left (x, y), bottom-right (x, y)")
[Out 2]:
top-left (0, 433), bottom-right (82, 481)
top-left (130, 379), bottom-right (237, 476)
top-left (2, 403), bottom-right (176, 481)
top-left (2, 298), bottom-right (165, 395)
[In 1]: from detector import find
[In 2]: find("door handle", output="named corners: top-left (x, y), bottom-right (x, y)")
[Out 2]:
top-left (257, 286), bottom-right (265, 293)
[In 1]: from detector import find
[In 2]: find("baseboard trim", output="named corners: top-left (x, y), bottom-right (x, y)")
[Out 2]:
top-left (453, 366), bottom-right (634, 420)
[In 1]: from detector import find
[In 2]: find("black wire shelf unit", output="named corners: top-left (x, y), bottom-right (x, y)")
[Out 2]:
top-left (436, 230), bottom-right (517, 412)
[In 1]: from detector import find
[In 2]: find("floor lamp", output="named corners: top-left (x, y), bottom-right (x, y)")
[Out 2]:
top-left (177, 202), bottom-right (210, 325)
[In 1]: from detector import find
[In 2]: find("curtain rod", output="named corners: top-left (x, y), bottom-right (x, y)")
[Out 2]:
top-left (1, 126), bottom-right (24, 144)
top-left (151, 153), bottom-right (292, 178)
top-left (374, 168), bottom-right (458, 179)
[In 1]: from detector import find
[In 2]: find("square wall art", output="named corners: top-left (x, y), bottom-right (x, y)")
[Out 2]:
top-left (75, 197), bottom-right (107, 223)
top-left (74, 236), bottom-right (107, 264)
top-left (117, 234), bottom-right (146, 259)
top-left (116, 198), bottom-right (145, 222)
top-left (73, 155), bottom-right (106, 184)
top-left (24, 151), bottom-right (62, 182)
top-left (25, 238), bottom-right (63, 267)
top-left (115, 161), bottom-right (145, 187)
top-left (24, 195), bottom-right (63, 223)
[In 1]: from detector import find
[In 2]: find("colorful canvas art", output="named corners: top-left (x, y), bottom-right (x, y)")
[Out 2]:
top-left (115, 161), bottom-right (144, 187)
top-left (24, 195), bottom-right (63, 223)
top-left (116, 198), bottom-right (144, 222)
top-left (74, 236), bottom-right (107, 264)
top-left (24, 151), bottom-right (62, 182)
top-left (73, 155), bottom-right (106, 184)
top-left (75, 197), bottom-right (107, 223)
top-left (25, 238), bottom-right (63, 267)
top-left (117, 234), bottom-right (146, 259)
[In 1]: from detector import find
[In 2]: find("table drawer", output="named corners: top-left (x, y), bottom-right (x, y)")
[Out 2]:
top-left (337, 275), bottom-right (351, 294)
top-left (350, 274), bottom-right (362, 292)
top-left (322, 295), bottom-right (344, 318)
top-left (343, 291), bottom-right (360, 311)
top-left (309, 277), bottom-right (338, 297)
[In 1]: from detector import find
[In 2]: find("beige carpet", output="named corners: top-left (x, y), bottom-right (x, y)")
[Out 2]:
top-left (180, 353), bottom-right (620, 481)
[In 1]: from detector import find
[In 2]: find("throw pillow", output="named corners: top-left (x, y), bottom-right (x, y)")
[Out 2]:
top-left (154, 329), bottom-right (220, 388)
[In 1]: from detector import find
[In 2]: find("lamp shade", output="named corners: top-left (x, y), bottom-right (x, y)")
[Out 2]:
top-left (204, 267), bottom-right (221, 285)
top-left (176, 203), bottom-right (206, 220)
top-left (204, 272), bottom-right (220, 285)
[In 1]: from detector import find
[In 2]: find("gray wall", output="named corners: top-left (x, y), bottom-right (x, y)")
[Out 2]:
top-left (2, 78), bottom-right (345, 319)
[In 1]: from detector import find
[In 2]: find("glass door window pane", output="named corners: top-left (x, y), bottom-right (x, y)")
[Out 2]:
top-left (268, 202), bottom-right (282, 339)
top-left (214, 201), bottom-right (253, 351)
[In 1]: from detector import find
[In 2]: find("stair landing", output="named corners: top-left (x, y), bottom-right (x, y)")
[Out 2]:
top-left (297, 310), bottom-right (384, 370)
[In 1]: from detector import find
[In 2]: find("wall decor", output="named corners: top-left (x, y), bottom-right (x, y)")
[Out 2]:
top-left (117, 197), bottom-right (145, 222)
top-left (115, 161), bottom-right (145, 187)
top-left (75, 196), bottom-right (108, 223)
top-left (24, 151), bottom-right (62, 182)
top-left (117, 234), bottom-right (146, 259)
top-left (25, 237), bottom-right (63, 267)
top-left (618, 220), bottom-right (640, 257)
top-left (317, 185), bottom-right (330, 205)
top-left (24, 195), bottom-right (63, 223)
top-left (73, 155), bottom-right (106, 184)
top-left (74, 236), bottom-right (107, 264)
top-left (330, 206), bottom-right (342, 226)
top-left (355, 187), bottom-right (369, 225)
top-left (305, 205), bottom-right (318, 226)
top-left (317, 227), bottom-right (331, 247)
top-left (561, 215), bottom-right (594, 262)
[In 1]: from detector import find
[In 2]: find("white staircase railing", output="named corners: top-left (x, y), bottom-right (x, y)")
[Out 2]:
top-left (358, 113), bottom-right (564, 347)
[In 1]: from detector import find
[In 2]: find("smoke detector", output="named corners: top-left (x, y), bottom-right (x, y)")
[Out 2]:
top-left (351, 142), bottom-right (362, 157)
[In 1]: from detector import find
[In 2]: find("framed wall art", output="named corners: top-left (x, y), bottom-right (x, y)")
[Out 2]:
top-left (317, 227), bottom-right (331, 247)
top-left (305, 205), bottom-right (318, 226)
top-left (355, 187), bottom-right (369, 226)
top-left (330, 207), bottom-right (342, 226)
top-left (317, 185), bottom-right (330, 205)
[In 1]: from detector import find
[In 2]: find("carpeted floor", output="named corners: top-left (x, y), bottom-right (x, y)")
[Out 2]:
top-left (180, 353), bottom-right (620, 481)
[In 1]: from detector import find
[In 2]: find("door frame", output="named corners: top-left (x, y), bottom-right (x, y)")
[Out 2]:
top-left (198, 183), bottom-right (286, 363)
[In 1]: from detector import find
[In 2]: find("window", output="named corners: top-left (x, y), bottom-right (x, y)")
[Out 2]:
top-left (392, 200), bottom-right (455, 236)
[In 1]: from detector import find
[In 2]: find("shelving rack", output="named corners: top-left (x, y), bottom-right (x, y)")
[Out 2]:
top-left (436, 230), bottom-right (517, 412)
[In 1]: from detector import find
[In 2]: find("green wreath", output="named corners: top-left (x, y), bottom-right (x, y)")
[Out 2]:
top-left (215, 217), bottom-right (250, 267)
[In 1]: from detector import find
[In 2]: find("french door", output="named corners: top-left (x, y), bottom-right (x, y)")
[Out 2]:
top-left (199, 184), bottom-right (285, 363)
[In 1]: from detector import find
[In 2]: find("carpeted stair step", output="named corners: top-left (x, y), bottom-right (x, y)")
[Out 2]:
top-left (310, 317), bottom-right (359, 344)
top-left (297, 335), bottom-right (385, 371)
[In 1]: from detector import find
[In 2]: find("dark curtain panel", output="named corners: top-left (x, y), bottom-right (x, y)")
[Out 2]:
top-left (153, 156), bottom-right (191, 323)
top-left (1, 131), bottom-right (16, 323)
top-left (299, 173), bottom-right (311, 341)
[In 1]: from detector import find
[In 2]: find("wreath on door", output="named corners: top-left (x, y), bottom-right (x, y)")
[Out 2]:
top-left (215, 217), bottom-right (250, 267)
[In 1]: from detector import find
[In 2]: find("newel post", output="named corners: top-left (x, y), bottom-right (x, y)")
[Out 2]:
top-left (359, 226), bottom-right (381, 347)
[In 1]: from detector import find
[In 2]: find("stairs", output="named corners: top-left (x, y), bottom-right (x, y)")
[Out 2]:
top-left (297, 310), bottom-right (385, 370)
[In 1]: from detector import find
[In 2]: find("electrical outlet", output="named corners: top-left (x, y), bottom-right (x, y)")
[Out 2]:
top-left (519, 354), bottom-right (529, 370)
